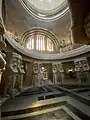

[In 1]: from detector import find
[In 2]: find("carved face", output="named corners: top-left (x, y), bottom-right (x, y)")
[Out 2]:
top-left (53, 65), bottom-right (57, 69)
top-left (10, 57), bottom-right (18, 68)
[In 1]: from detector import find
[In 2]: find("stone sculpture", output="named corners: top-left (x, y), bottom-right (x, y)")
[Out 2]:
top-left (74, 58), bottom-right (89, 84)
top-left (17, 55), bottom-right (25, 91)
top-left (1, 52), bottom-right (25, 96)
top-left (9, 52), bottom-right (19, 96)
top-left (52, 64), bottom-right (58, 84)
top-left (33, 63), bottom-right (39, 86)
top-left (58, 63), bottom-right (64, 84)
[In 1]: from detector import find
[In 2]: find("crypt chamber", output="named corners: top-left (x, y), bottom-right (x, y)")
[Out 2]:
top-left (0, 0), bottom-right (90, 120)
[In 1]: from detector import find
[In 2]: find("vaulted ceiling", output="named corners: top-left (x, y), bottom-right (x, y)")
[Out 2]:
top-left (5, 0), bottom-right (71, 42)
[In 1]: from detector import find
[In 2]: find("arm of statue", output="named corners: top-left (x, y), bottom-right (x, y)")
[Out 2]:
top-left (10, 63), bottom-right (18, 73)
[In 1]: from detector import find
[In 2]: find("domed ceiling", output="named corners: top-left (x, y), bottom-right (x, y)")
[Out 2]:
top-left (1, 0), bottom-right (88, 60)
top-left (19, 0), bottom-right (68, 21)
top-left (5, 0), bottom-right (70, 43)
top-left (26, 0), bottom-right (65, 12)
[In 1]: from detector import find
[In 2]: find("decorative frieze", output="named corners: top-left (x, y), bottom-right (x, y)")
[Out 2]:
top-left (74, 57), bottom-right (89, 72)
top-left (74, 57), bottom-right (90, 84)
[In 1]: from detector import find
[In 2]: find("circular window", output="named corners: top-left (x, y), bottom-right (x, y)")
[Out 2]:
top-left (19, 0), bottom-right (68, 21)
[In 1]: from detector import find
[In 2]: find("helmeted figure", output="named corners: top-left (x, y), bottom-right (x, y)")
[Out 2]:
top-left (9, 52), bottom-right (19, 96)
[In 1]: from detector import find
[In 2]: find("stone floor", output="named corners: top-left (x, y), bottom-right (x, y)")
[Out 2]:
top-left (1, 84), bottom-right (90, 120)
top-left (22, 109), bottom-right (74, 120)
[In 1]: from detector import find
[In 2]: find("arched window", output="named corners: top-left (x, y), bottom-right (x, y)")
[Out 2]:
top-left (26, 34), bottom-right (54, 52)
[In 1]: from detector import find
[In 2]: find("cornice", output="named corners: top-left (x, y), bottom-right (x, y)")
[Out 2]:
top-left (5, 33), bottom-right (90, 60)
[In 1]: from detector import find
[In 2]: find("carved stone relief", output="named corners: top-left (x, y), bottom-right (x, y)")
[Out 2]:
top-left (33, 63), bottom-right (39, 86)
top-left (9, 52), bottom-right (19, 95)
top-left (57, 63), bottom-right (64, 84)
top-left (74, 58), bottom-right (89, 72)
top-left (74, 58), bottom-right (90, 84)
top-left (1, 52), bottom-right (25, 96)
top-left (52, 63), bottom-right (64, 85)
top-left (17, 55), bottom-right (25, 91)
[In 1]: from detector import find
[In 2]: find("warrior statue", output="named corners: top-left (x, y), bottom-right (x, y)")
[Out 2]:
top-left (58, 64), bottom-right (64, 85)
top-left (9, 52), bottom-right (19, 96)
top-left (33, 63), bottom-right (39, 86)
top-left (17, 55), bottom-right (25, 91)
top-left (52, 64), bottom-right (58, 84)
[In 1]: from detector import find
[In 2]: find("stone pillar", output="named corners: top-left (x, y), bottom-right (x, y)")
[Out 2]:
top-left (58, 63), bottom-right (64, 85)
top-left (18, 55), bottom-right (25, 91)
top-left (45, 36), bottom-right (47, 51)
top-left (67, 0), bottom-right (90, 44)
top-left (52, 64), bottom-right (58, 84)
top-left (34, 34), bottom-right (37, 50)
